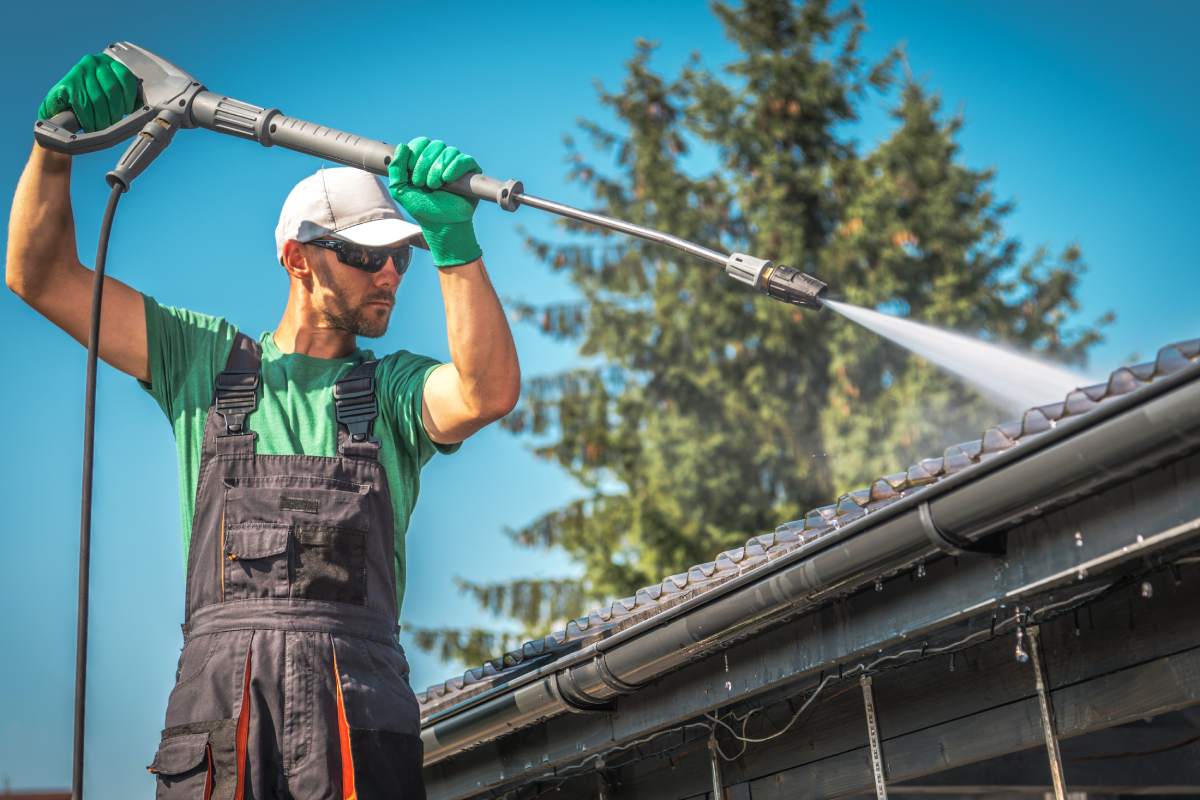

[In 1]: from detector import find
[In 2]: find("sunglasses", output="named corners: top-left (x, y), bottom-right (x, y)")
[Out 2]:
top-left (307, 238), bottom-right (413, 274)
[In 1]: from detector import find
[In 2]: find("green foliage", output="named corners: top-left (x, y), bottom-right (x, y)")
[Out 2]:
top-left (408, 626), bottom-right (526, 671)
top-left (413, 0), bottom-right (1110, 670)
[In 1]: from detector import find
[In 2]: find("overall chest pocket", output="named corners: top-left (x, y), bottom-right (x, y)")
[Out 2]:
top-left (221, 477), bottom-right (373, 605)
top-left (223, 523), bottom-right (290, 600)
top-left (294, 525), bottom-right (367, 604)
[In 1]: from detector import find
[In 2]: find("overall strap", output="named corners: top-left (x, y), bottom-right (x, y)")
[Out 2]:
top-left (334, 359), bottom-right (381, 459)
top-left (212, 332), bottom-right (262, 456)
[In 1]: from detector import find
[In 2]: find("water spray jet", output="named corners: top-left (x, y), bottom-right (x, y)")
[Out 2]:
top-left (825, 299), bottom-right (1093, 413)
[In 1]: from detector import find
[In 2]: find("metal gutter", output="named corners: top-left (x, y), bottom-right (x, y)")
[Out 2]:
top-left (422, 360), bottom-right (1200, 764)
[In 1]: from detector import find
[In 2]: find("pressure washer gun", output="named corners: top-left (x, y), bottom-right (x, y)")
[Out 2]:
top-left (35, 42), bottom-right (826, 309)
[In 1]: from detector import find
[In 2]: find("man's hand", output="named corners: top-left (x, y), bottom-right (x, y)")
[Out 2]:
top-left (38, 53), bottom-right (138, 133)
top-left (387, 138), bottom-right (483, 268)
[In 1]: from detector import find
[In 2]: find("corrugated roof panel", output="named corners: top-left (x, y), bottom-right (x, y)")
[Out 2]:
top-left (1035, 400), bottom-right (1067, 421)
top-left (1105, 367), bottom-right (1146, 396)
top-left (1064, 387), bottom-right (1100, 415)
top-left (941, 443), bottom-right (975, 474)
top-left (980, 426), bottom-right (1015, 454)
top-left (906, 461), bottom-right (937, 485)
top-left (1020, 408), bottom-right (1053, 436)
top-left (1156, 342), bottom-right (1191, 373)
top-left (869, 479), bottom-right (900, 503)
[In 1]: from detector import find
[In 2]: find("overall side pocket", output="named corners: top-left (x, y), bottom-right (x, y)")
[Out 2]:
top-left (147, 732), bottom-right (210, 799)
top-left (147, 720), bottom-right (237, 800)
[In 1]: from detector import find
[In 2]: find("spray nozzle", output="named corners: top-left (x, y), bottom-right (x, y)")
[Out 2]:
top-left (762, 264), bottom-right (827, 309)
top-left (724, 253), bottom-right (827, 310)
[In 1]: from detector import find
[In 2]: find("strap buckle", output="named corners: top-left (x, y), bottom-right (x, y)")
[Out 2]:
top-left (215, 370), bottom-right (259, 436)
top-left (334, 373), bottom-right (378, 443)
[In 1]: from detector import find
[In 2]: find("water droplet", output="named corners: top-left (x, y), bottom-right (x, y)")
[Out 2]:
top-left (874, 578), bottom-right (883, 592)
top-left (1141, 581), bottom-right (1154, 599)
top-left (724, 680), bottom-right (732, 691)
top-left (1136, 534), bottom-right (1145, 544)
top-left (916, 562), bottom-right (926, 578)
top-left (1074, 531), bottom-right (1084, 548)
top-left (948, 653), bottom-right (956, 672)
top-left (1076, 568), bottom-right (1088, 581)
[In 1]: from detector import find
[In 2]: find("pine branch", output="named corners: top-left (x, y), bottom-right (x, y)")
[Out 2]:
top-left (407, 626), bottom-right (527, 672)
top-left (453, 577), bottom-right (590, 631)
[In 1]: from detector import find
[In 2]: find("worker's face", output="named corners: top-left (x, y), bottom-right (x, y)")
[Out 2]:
top-left (305, 243), bottom-right (406, 339)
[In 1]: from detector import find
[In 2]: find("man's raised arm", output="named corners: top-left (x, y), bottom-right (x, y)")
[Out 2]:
top-left (423, 257), bottom-right (520, 443)
top-left (387, 137), bottom-right (521, 444)
top-left (5, 54), bottom-right (149, 383)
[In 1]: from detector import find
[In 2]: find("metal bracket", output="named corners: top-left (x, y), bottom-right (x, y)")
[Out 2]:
top-left (918, 501), bottom-right (1006, 557)
top-left (860, 675), bottom-right (888, 800)
top-left (595, 761), bottom-right (611, 800)
top-left (709, 730), bottom-right (725, 800)
top-left (1027, 625), bottom-right (1068, 800)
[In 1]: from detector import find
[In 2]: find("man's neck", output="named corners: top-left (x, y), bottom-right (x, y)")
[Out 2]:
top-left (273, 307), bottom-right (357, 359)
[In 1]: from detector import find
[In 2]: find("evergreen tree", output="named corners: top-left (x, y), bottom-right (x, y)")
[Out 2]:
top-left (412, 0), bottom-right (1110, 669)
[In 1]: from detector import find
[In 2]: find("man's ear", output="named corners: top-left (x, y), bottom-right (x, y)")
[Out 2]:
top-left (281, 240), bottom-right (315, 285)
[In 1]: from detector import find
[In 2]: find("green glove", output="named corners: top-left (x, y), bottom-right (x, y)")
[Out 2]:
top-left (38, 53), bottom-right (138, 134)
top-left (388, 137), bottom-right (483, 267)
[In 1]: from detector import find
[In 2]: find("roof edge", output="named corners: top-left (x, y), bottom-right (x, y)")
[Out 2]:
top-left (420, 359), bottom-right (1200, 762)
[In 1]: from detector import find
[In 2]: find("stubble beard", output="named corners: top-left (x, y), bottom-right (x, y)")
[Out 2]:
top-left (321, 299), bottom-right (390, 339)
top-left (313, 260), bottom-right (393, 339)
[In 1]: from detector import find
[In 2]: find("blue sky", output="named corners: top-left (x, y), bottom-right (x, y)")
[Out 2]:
top-left (1, 1), bottom-right (1196, 794)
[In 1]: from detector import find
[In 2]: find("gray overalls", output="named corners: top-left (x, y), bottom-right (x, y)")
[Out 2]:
top-left (147, 333), bottom-right (425, 799)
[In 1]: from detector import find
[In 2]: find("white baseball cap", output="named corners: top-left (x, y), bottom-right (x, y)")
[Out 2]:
top-left (275, 166), bottom-right (426, 264)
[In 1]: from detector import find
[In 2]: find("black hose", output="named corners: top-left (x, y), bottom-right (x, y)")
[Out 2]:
top-left (72, 181), bottom-right (125, 800)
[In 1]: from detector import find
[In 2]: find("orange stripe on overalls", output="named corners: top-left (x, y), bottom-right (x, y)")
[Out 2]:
top-left (234, 645), bottom-right (252, 800)
top-left (332, 642), bottom-right (358, 800)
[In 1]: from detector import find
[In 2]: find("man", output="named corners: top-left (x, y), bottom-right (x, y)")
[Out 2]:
top-left (7, 53), bottom-right (520, 798)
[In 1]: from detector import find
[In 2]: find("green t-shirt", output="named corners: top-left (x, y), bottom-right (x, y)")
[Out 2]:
top-left (137, 293), bottom-right (457, 617)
